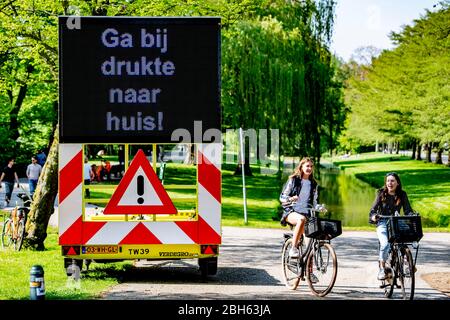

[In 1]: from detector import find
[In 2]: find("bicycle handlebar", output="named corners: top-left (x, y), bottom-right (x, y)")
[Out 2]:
top-left (282, 201), bottom-right (328, 218)
top-left (375, 212), bottom-right (420, 219)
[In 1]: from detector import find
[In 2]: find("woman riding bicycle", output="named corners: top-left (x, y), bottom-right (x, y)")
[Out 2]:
top-left (369, 172), bottom-right (414, 280)
top-left (280, 157), bottom-right (319, 258)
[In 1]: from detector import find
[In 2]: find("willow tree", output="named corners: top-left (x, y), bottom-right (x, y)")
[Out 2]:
top-left (222, 0), bottom-right (344, 168)
top-left (222, 18), bottom-right (301, 174)
top-left (1, 0), bottom-right (263, 249)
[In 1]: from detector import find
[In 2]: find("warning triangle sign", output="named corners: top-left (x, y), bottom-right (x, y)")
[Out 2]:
top-left (104, 149), bottom-right (177, 215)
top-left (204, 246), bottom-right (215, 255)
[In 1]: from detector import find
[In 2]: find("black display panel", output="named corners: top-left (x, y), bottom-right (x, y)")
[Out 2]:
top-left (59, 17), bottom-right (221, 143)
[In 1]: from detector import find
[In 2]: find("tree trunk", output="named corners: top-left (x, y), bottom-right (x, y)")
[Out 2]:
top-left (395, 142), bottom-right (399, 154)
top-left (411, 140), bottom-right (416, 159)
top-left (23, 124), bottom-right (59, 250)
top-left (183, 144), bottom-right (195, 164)
top-left (8, 84), bottom-right (28, 144)
top-left (435, 148), bottom-right (443, 165)
top-left (234, 147), bottom-right (253, 176)
top-left (416, 144), bottom-right (422, 160)
top-left (47, 101), bottom-right (59, 151)
top-left (425, 143), bottom-right (432, 162)
top-left (447, 149), bottom-right (450, 167)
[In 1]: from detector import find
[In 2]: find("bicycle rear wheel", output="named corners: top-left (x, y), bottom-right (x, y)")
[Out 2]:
top-left (306, 241), bottom-right (337, 297)
top-left (14, 217), bottom-right (26, 251)
top-left (1, 219), bottom-right (13, 249)
top-left (398, 246), bottom-right (415, 300)
top-left (281, 238), bottom-right (301, 290)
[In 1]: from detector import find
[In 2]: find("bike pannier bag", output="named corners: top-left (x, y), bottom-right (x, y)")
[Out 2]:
top-left (387, 215), bottom-right (423, 243)
top-left (305, 217), bottom-right (342, 240)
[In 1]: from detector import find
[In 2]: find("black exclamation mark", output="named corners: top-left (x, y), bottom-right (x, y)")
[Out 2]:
top-left (137, 175), bottom-right (144, 204)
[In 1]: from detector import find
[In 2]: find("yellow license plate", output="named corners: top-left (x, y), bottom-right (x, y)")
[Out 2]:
top-left (82, 246), bottom-right (119, 254)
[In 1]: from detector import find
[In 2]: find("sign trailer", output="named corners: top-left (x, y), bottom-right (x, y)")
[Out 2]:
top-left (58, 17), bottom-right (221, 277)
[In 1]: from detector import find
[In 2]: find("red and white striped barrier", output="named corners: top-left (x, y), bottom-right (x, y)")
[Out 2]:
top-left (58, 143), bottom-right (222, 245)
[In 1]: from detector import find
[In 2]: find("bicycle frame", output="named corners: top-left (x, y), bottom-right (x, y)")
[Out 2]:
top-left (1, 188), bottom-right (31, 251)
top-left (281, 204), bottom-right (338, 297)
top-left (283, 233), bottom-right (317, 278)
top-left (376, 214), bottom-right (420, 300)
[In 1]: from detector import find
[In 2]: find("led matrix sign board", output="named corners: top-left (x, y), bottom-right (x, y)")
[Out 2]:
top-left (59, 17), bottom-right (221, 143)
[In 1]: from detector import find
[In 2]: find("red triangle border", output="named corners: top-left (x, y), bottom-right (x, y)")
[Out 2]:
top-left (104, 149), bottom-right (177, 215)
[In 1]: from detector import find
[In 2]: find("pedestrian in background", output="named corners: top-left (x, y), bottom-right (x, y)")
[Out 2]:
top-left (26, 156), bottom-right (42, 197)
top-left (36, 149), bottom-right (47, 167)
top-left (0, 158), bottom-right (20, 207)
top-left (84, 156), bottom-right (94, 198)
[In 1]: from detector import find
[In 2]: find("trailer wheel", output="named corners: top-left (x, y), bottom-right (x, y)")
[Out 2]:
top-left (199, 257), bottom-right (218, 278)
top-left (64, 258), bottom-right (83, 276)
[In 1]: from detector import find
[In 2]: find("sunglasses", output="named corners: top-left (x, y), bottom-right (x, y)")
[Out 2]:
top-left (385, 172), bottom-right (398, 177)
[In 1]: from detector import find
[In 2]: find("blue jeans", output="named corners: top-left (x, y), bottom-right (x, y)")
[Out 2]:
top-left (4, 182), bottom-right (14, 202)
top-left (29, 179), bottom-right (38, 196)
top-left (377, 219), bottom-right (390, 262)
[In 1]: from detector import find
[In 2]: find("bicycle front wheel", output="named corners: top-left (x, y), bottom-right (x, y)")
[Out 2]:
top-left (1, 219), bottom-right (13, 249)
top-left (398, 246), bottom-right (415, 300)
top-left (14, 217), bottom-right (26, 251)
top-left (281, 238), bottom-right (301, 290)
top-left (306, 241), bottom-right (338, 297)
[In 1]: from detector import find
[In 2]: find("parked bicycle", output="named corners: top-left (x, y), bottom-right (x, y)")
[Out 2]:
top-left (281, 204), bottom-right (342, 297)
top-left (377, 213), bottom-right (422, 300)
top-left (1, 186), bottom-right (32, 251)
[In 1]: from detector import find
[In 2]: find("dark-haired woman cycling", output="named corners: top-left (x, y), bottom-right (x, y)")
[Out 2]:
top-left (369, 172), bottom-right (414, 280)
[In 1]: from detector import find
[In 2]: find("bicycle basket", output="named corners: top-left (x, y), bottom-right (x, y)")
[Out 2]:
top-left (387, 215), bottom-right (423, 243)
top-left (305, 217), bottom-right (342, 240)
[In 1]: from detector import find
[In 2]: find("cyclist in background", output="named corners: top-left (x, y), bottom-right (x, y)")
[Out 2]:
top-left (279, 157), bottom-right (319, 258)
top-left (369, 172), bottom-right (414, 280)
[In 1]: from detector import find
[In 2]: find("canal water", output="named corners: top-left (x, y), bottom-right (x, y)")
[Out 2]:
top-left (317, 167), bottom-right (378, 227)
top-left (282, 162), bottom-right (377, 227)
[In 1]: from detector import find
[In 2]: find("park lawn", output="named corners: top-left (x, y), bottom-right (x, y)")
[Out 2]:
top-left (0, 225), bottom-right (131, 300)
top-left (0, 163), bottom-right (282, 300)
top-left (87, 162), bottom-right (283, 228)
top-left (329, 152), bottom-right (450, 228)
top-left (221, 164), bottom-right (281, 228)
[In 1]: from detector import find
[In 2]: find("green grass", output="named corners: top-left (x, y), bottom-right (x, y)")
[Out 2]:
top-left (0, 226), bottom-right (132, 300)
top-left (1, 156), bottom-right (447, 300)
top-left (88, 161), bottom-right (283, 228)
top-left (327, 152), bottom-right (450, 228)
top-left (221, 163), bottom-right (281, 228)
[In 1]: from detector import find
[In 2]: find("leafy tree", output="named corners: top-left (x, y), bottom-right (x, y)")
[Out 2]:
top-left (0, 0), bottom-right (263, 249)
top-left (0, 0), bottom-right (346, 249)
top-left (222, 0), bottom-right (346, 168)
top-left (341, 3), bottom-right (450, 163)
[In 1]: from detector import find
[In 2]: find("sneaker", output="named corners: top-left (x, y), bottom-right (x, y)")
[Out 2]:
top-left (309, 273), bottom-right (319, 283)
top-left (289, 247), bottom-right (300, 258)
top-left (377, 268), bottom-right (386, 280)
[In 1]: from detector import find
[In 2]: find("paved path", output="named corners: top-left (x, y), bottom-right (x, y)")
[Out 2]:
top-left (0, 178), bottom-right (31, 209)
top-left (100, 227), bottom-right (450, 300)
top-left (5, 181), bottom-right (447, 300)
